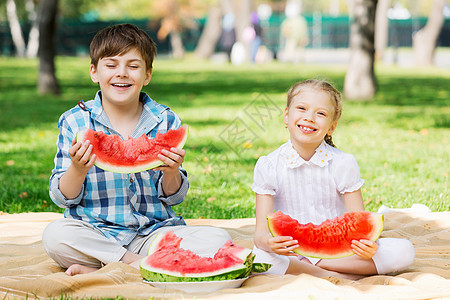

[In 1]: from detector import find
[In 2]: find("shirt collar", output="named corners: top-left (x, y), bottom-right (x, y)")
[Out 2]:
top-left (88, 91), bottom-right (166, 138)
top-left (282, 140), bottom-right (332, 168)
top-left (91, 91), bottom-right (105, 120)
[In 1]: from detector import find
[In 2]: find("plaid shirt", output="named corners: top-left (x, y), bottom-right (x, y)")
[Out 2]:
top-left (49, 91), bottom-right (188, 246)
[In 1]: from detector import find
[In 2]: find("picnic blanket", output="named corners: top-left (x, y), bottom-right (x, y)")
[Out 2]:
top-left (0, 208), bottom-right (449, 299)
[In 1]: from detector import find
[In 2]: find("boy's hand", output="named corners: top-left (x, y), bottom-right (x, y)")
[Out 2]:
top-left (268, 236), bottom-right (299, 257)
top-left (154, 148), bottom-right (185, 196)
top-left (68, 138), bottom-right (96, 174)
top-left (351, 239), bottom-right (378, 259)
top-left (154, 147), bottom-right (185, 174)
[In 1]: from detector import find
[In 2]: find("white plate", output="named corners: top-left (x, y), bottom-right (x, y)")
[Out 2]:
top-left (144, 277), bottom-right (248, 293)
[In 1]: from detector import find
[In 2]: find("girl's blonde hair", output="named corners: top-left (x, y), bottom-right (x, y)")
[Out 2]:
top-left (286, 79), bottom-right (342, 147)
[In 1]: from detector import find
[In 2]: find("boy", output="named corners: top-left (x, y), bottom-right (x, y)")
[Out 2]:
top-left (43, 24), bottom-right (231, 276)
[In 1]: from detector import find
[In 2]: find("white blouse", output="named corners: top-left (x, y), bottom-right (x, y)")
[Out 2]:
top-left (252, 140), bottom-right (365, 225)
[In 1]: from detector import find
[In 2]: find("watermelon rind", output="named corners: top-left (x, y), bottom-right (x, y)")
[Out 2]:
top-left (251, 262), bottom-right (272, 274)
top-left (140, 260), bottom-right (251, 282)
top-left (140, 231), bottom-right (262, 282)
top-left (146, 231), bottom-right (169, 255)
top-left (76, 126), bottom-right (188, 174)
top-left (140, 250), bottom-right (254, 282)
top-left (267, 211), bottom-right (384, 259)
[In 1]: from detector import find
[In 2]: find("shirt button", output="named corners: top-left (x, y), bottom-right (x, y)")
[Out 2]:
top-left (130, 178), bottom-right (134, 183)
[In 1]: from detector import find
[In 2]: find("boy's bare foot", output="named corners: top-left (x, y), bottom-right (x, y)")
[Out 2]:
top-left (129, 258), bottom-right (142, 270)
top-left (120, 250), bottom-right (145, 270)
top-left (65, 264), bottom-right (99, 276)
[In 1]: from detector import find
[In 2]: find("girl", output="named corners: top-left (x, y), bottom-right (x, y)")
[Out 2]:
top-left (252, 79), bottom-right (415, 278)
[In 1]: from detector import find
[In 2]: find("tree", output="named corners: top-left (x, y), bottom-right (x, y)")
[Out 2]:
top-left (194, 3), bottom-right (222, 59)
top-left (193, 0), bottom-right (256, 61)
top-left (374, 0), bottom-right (390, 61)
top-left (412, 0), bottom-right (446, 66)
top-left (25, 0), bottom-right (39, 58)
top-left (232, 0), bottom-right (252, 62)
top-left (344, 0), bottom-right (377, 101)
top-left (151, 0), bottom-right (202, 59)
top-left (38, 0), bottom-right (60, 94)
top-left (5, 0), bottom-right (40, 58)
top-left (6, 0), bottom-right (25, 57)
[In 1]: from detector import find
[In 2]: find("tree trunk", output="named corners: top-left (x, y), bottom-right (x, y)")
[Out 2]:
top-left (27, 22), bottom-right (40, 58)
top-left (26, 0), bottom-right (39, 58)
top-left (233, 0), bottom-right (252, 63)
top-left (412, 0), bottom-right (445, 66)
top-left (169, 31), bottom-right (185, 59)
top-left (344, 0), bottom-right (377, 101)
top-left (6, 0), bottom-right (26, 57)
top-left (194, 5), bottom-right (222, 59)
top-left (374, 0), bottom-right (390, 61)
top-left (38, 0), bottom-right (60, 94)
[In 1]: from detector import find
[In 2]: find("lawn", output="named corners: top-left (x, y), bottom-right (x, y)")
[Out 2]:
top-left (0, 56), bottom-right (448, 218)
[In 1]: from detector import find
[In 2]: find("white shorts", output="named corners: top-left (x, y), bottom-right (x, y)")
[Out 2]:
top-left (252, 246), bottom-right (321, 275)
top-left (252, 238), bottom-right (415, 275)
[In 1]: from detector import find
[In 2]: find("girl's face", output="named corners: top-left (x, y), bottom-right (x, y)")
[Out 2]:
top-left (89, 47), bottom-right (152, 108)
top-left (283, 88), bottom-right (337, 152)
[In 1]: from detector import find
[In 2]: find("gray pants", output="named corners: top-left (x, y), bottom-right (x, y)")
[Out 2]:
top-left (42, 218), bottom-right (232, 269)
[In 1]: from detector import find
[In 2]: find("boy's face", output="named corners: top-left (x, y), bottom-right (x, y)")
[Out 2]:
top-left (90, 48), bottom-right (152, 108)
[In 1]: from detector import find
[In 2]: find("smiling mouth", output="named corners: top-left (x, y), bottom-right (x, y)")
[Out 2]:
top-left (298, 125), bottom-right (317, 132)
top-left (112, 83), bottom-right (132, 87)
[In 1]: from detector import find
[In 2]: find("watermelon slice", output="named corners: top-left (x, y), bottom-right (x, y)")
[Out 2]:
top-left (140, 231), bottom-right (270, 282)
top-left (76, 125), bottom-right (188, 174)
top-left (267, 211), bottom-right (384, 259)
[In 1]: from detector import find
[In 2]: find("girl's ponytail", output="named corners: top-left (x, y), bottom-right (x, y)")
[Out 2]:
top-left (324, 134), bottom-right (336, 148)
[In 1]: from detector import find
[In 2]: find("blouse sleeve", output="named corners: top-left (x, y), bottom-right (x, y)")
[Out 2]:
top-left (251, 156), bottom-right (277, 195)
top-left (333, 153), bottom-right (365, 194)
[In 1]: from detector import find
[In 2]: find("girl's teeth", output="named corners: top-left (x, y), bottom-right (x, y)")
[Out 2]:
top-left (300, 126), bottom-right (314, 131)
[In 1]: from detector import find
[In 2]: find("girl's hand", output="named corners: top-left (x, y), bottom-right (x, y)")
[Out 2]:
top-left (154, 148), bottom-right (185, 174)
top-left (268, 236), bottom-right (299, 256)
top-left (351, 239), bottom-right (378, 259)
top-left (68, 138), bottom-right (96, 173)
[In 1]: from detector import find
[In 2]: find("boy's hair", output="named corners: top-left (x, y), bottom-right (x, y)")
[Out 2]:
top-left (90, 23), bottom-right (157, 70)
top-left (286, 79), bottom-right (342, 147)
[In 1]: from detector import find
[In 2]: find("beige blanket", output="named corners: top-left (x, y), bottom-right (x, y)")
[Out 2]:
top-left (0, 210), bottom-right (449, 299)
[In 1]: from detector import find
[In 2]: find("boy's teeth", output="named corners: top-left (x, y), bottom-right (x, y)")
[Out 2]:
top-left (114, 84), bottom-right (130, 87)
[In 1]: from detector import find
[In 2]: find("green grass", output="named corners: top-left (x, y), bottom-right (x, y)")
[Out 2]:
top-left (0, 56), bottom-right (448, 217)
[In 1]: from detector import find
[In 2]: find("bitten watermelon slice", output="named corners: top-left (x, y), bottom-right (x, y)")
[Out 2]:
top-left (76, 125), bottom-right (188, 174)
top-left (140, 231), bottom-right (270, 282)
top-left (267, 211), bottom-right (384, 259)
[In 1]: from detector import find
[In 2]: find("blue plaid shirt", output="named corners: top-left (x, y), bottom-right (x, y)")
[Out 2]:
top-left (49, 91), bottom-right (188, 246)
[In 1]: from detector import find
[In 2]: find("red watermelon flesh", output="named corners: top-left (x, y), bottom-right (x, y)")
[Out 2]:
top-left (140, 231), bottom-right (255, 282)
top-left (267, 211), bottom-right (384, 259)
top-left (76, 125), bottom-right (188, 174)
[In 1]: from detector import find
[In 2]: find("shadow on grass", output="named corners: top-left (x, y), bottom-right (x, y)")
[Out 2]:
top-left (375, 76), bottom-right (449, 107)
top-left (1, 60), bottom-right (449, 134)
top-left (387, 111), bottom-right (450, 129)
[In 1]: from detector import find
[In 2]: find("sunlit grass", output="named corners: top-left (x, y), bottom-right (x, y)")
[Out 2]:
top-left (0, 56), bottom-right (448, 217)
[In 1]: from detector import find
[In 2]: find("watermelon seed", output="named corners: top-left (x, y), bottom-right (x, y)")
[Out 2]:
top-left (94, 133), bottom-right (98, 138)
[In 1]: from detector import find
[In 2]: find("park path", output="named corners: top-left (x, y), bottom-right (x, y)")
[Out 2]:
top-left (301, 48), bottom-right (450, 68)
